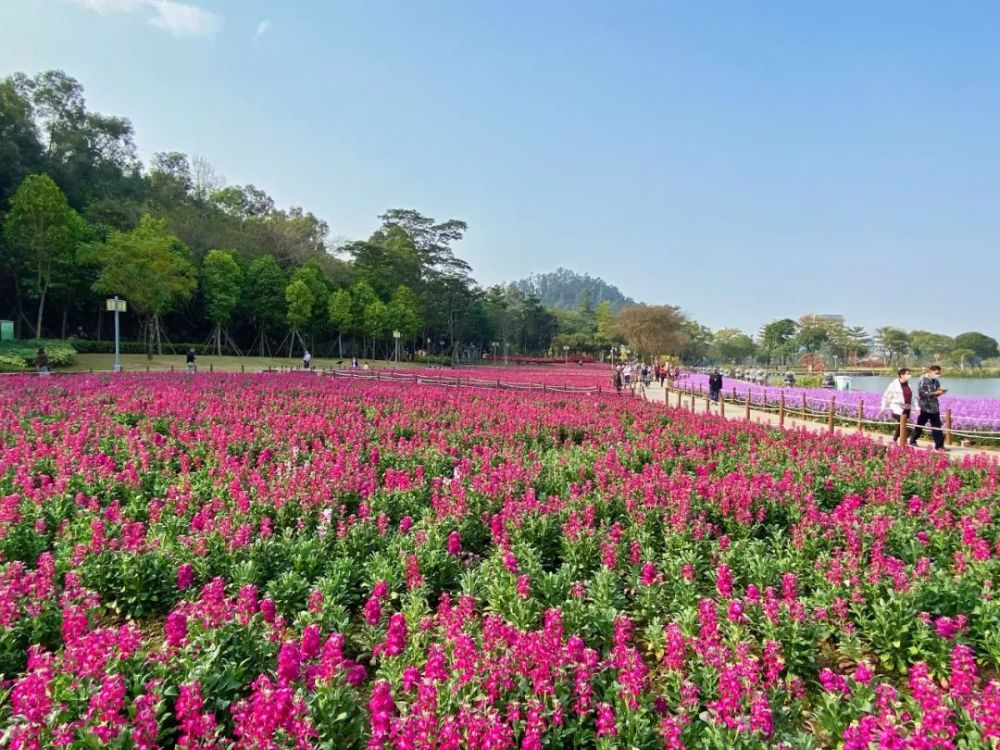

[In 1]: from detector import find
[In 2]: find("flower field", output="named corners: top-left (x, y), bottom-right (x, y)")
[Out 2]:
top-left (679, 372), bottom-right (1000, 433)
top-left (2, 373), bottom-right (1000, 749)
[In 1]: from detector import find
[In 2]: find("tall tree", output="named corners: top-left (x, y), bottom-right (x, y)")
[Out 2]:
top-left (201, 249), bottom-right (243, 354)
top-left (86, 215), bottom-right (196, 356)
top-left (615, 305), bottom-right (689, 361)
top-left (284, 279), bottom-right (314, 356)
top-left (953, 332), bottom-right (998, 361)
top-left (875, 326), bottom-right (911, 365)
top-left (713, 328), bottom-right (757, 364)
top-left (4, 173), bottom-right (84, 338)
top-left (327, 288), bottom-right (353, 358)
top-left (759, 318), bottom-right (798, 365)
top-left (242, 255), bottom-right (286, 355)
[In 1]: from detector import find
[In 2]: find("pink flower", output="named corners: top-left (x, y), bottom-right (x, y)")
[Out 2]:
top-left (177, 563), bottom-right (194, 590)
top-left (447, 530), bottom-right (462, 556)
top-left (165, 612), bottom-right (188, 647)
top-left (595, 703), bottom-right (617, 736)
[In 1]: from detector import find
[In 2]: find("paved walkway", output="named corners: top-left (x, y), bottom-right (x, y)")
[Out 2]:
top-left (642, 383), bottom-right (998, 462)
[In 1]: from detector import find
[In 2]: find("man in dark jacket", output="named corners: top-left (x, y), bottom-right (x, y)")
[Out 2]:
top-left (708, 369), bottom-right (723, 402)
top-left (910, 364), bottom-right (947, 450)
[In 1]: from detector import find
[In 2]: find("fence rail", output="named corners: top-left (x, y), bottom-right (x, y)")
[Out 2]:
top-left (664, 381), bottom-right (1000, 445)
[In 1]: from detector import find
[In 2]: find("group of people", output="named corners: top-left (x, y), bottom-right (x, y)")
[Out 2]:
top-left (880, 365), bottom-right (949, 451)
top-left (611, 361), bottom-right (679, 393)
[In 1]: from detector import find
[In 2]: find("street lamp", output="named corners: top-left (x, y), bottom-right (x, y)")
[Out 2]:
top-left (393, 330), bottom-right (401, 363)
top-left (563, 344), bottom-right (569, 364)
top-left (105, 296), bottom-right (127, 372)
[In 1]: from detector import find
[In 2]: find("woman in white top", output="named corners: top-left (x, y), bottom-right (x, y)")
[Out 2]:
top-left (880, 367), bottom-right (914, 443)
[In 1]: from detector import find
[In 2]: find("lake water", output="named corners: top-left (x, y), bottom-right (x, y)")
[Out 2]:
top-left (847, 375), bottom-right (1000, 399)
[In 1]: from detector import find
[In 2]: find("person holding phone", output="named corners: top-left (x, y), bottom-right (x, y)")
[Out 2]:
top-left (910, 364), bottom-right (948, 451)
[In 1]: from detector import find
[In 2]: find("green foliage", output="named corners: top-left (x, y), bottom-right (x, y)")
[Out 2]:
top-left (285, 279), bottom-right (314, 332)
top-left (201, 249), bottom-right (243, 327)
top-left (86, 215), bottom-right (197, 318)
top-left (3, 173), bottom-right (85, 336)
top-left (0, 339), bottom-right (77, 370)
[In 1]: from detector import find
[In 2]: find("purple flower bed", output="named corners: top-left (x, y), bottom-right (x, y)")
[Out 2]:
top-left (679, 374), bottom-right (1000, 433)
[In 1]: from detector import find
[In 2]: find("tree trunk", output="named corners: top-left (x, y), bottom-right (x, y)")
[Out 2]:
top-left (35, 284), bottom-right (47, 341)
top-left (338, 331), bottom-right (343, 358)
top-left (155, 315), bottom-right (162, 356)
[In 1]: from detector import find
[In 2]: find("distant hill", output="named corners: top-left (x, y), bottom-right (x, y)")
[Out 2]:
top-left (512, 268), bottom-right (636, 310)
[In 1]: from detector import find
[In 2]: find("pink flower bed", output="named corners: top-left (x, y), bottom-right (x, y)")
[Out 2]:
top-left (1, 373), bottom-right (999, 748)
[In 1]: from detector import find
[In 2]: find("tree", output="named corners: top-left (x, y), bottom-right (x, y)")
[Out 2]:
top-left (595, 300), bottom-right (616, 348)
top-left (713, 328), bottom-right (757, 364)
top-left (759, 319), bottom-right (798, 364)
top-left (285, 279), bottom-right (314, 356)
top-left (201, 249), bottom-right (243, 354)
top-left (243, 255), bottom-right (286, 354)
top-left (362, 299), bottom-right (389, 358)
top-left (388, 285), bottom-right (421, 341)
top-left (615, 305), bottom-right (689, 360)
top-left (4, 173), bottom-right (84, 338)
top-left (795, 316), bottom-right (829, 354)
top-left (327, 288), bottom-right (353, 358)
top-left (875, 326), bottom-right (911, 365)
top-left (953, 332), bottom-right (998, 362)
top-left (909, 331), bottom-right (954, 362)
top-left (86, 215), bottom-right (196, 356)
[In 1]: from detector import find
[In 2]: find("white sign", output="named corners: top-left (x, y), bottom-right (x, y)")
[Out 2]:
top-left (105, 298), bottom-right (127, 312)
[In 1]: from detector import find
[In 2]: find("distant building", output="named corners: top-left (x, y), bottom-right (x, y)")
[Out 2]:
top-left (809, 314), bottom-right (844, 326)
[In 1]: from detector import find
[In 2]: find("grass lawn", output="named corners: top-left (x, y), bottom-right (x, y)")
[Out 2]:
top-left (65, 353), bottom-right (423, 373)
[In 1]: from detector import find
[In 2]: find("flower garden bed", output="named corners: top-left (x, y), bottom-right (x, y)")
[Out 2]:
top-left (1, 373), bottom-right (999, 748)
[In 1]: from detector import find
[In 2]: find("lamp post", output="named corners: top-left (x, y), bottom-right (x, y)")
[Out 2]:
top-left (393, 330), bottom-right (401, 363)
top-left (563, 344), bottom-right (569, 364)
top-left (105, 296), bottom-right (126, 372)
top-left (426, 337), bottom-right (430, 364)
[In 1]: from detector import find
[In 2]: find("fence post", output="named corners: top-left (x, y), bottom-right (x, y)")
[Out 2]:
top-left (827, 397), bottom-right (835, 434)
top-left (146, 364), bottom-right (150, 373)
top-left (210, 363), bottom-right (214, 373)
top-left (720, 393), bottom-right (726, 417)
top-left (241, 364), bottom-right (245, 373)
top-left (497, 379), bottom-right (502, 389)
top-left (945, 409), bottom-right (953, 447)
top-left (171, 365), bottom-right (174, 373)
top-left (899, 411), bottom-right (909, 448)
top-left (802, 393), bottom-right (807, 417)
top-left (744, 391), bottom-right (751, 420)
top-left (779, 392), bottom-right (785, 428)
top-left (597, 384), bottom-right (601, 395)
top-left (857, 401), bottom-right (864, 433)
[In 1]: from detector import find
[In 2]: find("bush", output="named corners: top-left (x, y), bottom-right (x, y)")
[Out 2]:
top-left (0, 339), bottom-right (77, 370)
top-left (69, 339), bottom-right (216, 356)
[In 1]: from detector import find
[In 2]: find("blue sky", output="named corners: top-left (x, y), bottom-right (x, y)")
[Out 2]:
top-left (3, 1), bottom-right (999, 336)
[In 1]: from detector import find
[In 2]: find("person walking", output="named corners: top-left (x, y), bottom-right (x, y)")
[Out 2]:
top-left (910, 364), bottom-right (948, 451)
top-left (613, 364), bottom-right (623, 394)
top-left (185, 348), bottom-right (196, 373)
top-left (880, 367), bottom-right (914, 445)
top-left (36, 348), bottom-right (49, 374)
top-left (708, 369), bottom-right (723, 403)
top-left (302, 350), bottom-right (312, 370)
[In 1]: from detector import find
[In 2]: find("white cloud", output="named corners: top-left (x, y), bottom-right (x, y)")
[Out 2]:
top-left (69, 0), bottom-right (223, 39)
top-left (147, 0), bottom-right (223, 38)
top-left (73, 0), bottom-right (145, 13)
top-left (254, 19), bottom-right (272, 41)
